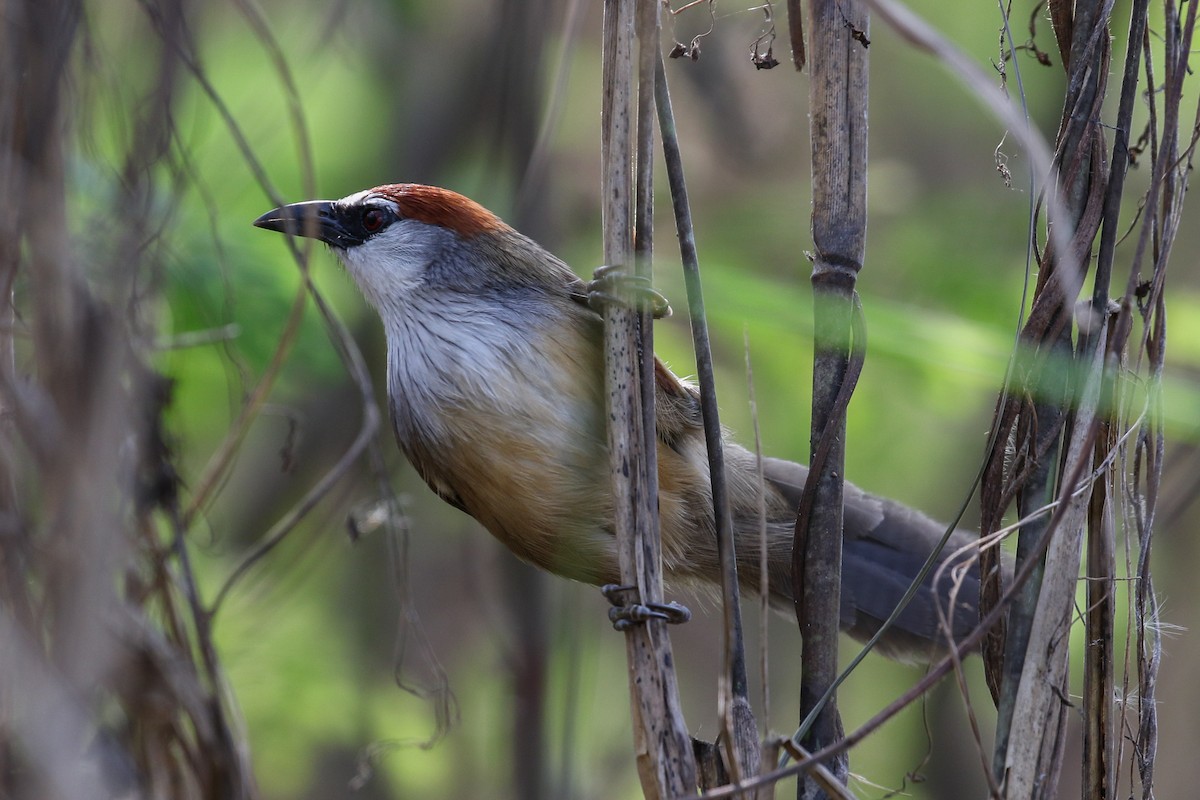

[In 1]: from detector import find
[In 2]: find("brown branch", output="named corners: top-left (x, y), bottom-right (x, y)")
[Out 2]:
top-left (792, 1), bottom-right (869, 796)
top-left (1079, 0), bottom-right (1152, 793)
top-left (786, 0), bottom-right (807, 70)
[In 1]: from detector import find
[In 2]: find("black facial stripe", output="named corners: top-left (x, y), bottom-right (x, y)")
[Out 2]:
top-left (333, 203), bottom-right (397, 247)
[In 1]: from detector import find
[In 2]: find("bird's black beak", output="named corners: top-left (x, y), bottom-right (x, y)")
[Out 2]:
top-left (253, 200), bottom-right (359, 248)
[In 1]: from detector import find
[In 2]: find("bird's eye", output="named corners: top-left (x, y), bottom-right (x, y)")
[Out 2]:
top-left (362, 208), bottom-right (388, 233)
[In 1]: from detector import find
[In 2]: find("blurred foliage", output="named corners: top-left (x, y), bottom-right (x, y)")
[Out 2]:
top-left (57, 0), bottom-right (1200, 798)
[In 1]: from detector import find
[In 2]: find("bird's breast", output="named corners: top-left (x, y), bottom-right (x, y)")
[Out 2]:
top-left (384, 296), bottom-right (619, 583)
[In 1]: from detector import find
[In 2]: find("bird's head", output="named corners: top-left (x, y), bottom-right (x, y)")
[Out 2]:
top-left (254, 184), bottom-right (565, 313)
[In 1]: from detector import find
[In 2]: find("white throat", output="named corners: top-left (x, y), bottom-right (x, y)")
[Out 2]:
top-left (334, 219), bottom-right (452, 315)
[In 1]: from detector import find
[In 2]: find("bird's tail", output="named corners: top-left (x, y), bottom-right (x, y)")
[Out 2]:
top-left (754, 457), bottom-right (998, 663)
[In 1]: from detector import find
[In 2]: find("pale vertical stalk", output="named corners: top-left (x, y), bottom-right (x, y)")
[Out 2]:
top-left (1002, 333), bottom-right (1106, 798)
top-left (599, 1), bottom-right (695, 797)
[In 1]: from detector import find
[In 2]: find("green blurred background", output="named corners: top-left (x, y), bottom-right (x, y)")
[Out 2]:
top-left (72, 0), bottom-right (1200, 797)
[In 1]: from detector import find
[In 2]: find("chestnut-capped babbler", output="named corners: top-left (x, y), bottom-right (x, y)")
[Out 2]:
top-left (254, 184), bottom-right (985, 662)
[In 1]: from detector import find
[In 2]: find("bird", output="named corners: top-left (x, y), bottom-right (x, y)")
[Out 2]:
top-left (254, 183), bottom-right (987, 662)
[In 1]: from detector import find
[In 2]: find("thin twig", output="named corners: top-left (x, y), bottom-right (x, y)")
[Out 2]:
top-left (744, 329), bottom-right (770, 737)
top-left (209, 258), bottom-right (381, 618)
top-left (655, 53), bottom-right (760, 784)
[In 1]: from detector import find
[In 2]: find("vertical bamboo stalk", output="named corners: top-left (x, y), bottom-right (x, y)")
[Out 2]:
top-left (599, 1), bottom-right (696, 797)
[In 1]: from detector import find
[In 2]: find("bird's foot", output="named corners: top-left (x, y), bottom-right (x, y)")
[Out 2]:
top-left (601, 583), bottom-right (691, 631)
top-left (588, 264), bottom-right (672, 319)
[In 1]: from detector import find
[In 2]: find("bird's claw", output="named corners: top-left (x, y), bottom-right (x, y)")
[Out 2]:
top-left (588, 264), bottom-right (672, 319)
top-left (601, 583), bottom-right (691, 631)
